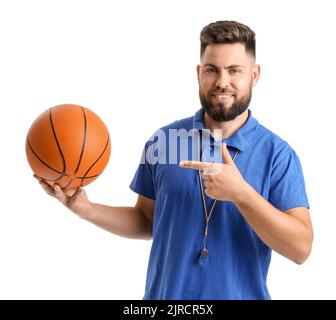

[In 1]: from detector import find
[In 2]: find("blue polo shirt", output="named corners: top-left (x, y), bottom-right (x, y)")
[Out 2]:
top-left (130, 108), bottom-right (309, 300)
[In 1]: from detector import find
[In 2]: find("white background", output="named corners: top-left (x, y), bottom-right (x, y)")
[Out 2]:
top-left (0, 0), bottom-right (335, 299)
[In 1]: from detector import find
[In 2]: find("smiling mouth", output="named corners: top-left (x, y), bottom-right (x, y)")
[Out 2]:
top-left (212, 94), bottom-right (235, 102)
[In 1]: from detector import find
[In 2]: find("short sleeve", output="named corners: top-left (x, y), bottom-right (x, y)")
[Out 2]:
top-left (129, 141), bottom-right (156, 200)
top-left (269, 146), bottom-right (309, 211)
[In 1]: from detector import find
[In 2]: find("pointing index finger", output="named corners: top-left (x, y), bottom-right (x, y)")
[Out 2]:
top-left (179, 160), bottom-right (214, 170)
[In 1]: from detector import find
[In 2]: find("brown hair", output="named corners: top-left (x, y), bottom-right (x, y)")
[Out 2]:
top-left (200, 20), bottom-right (256, 58)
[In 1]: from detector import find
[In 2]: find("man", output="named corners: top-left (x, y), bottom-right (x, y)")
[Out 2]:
top-left (37, 21), bottom-right (313, 299)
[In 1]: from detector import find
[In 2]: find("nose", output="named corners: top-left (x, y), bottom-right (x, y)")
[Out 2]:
top-left (215, 71), bottom-right (229, 89)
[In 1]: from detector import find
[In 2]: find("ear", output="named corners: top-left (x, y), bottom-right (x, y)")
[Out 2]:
top-left (196, 64), bottom-right (201, 84)
top-left (252, 64), bottom-right (260, 86)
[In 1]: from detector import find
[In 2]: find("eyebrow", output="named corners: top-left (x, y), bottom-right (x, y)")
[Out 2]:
top-left (203, 63), bottom-right (246, 70)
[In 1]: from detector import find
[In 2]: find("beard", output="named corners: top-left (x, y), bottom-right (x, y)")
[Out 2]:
top-left (199, 85), bottom-right (252, 122)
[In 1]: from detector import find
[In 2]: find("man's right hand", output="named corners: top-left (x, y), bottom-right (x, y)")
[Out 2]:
top-left (34, 175), bottom-right (154, 240)
top-left (34, 175), bottom-right (92, 219)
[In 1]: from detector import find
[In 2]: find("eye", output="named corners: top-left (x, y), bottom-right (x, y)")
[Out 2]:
top-left (204, 67), bottom-right (216, 74)
top-left (230, 68), bottom-right (241, 74)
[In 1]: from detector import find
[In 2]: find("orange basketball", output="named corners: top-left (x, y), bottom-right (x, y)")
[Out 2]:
top-left (26, 104), bottom-right (111, 190)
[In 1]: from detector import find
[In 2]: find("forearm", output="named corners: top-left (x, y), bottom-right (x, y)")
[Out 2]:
top-left (82, 203), bottom-right (152, 240)
top-left (234, 182), bottom-right (311, 264)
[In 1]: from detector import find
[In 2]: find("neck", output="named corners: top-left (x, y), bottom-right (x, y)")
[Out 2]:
top-left (203, 109), bottom-right (249, 140)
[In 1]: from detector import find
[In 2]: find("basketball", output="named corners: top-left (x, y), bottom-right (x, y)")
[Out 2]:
top-left (26, 104), bottom-right (111, 190)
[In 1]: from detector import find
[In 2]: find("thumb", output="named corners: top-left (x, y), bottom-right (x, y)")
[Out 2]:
top-left (68, 187), bottom-right (88, 205)
top-left (222, 143), bottom-right (234, 165)
top-left (71, 187), bottom-right (87, 200)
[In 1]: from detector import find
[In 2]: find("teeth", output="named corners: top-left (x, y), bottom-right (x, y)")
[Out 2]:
top-left (215, 94), bottom-right (233, 99)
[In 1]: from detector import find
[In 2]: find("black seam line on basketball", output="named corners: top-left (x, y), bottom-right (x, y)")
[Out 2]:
top-left (80, 135), bottom-right (110, 186)
top-left (40, 174), bottom-right (100, 182)
top-left (74, 106), bottom-right (87, 175)
top-left (26, 138), bottom-right (65, 178)
top-left (61, 173), bottom-right (101, 189)
top-left (49, 107), bottom-right (66, 174)
top-left (41, 173), bottom-right (100, 181)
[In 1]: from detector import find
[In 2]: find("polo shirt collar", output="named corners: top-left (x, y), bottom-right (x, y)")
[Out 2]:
top-left (192, 108), bottom-right (259, 152)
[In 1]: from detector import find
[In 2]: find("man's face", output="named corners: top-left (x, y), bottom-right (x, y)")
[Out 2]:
top-left (197, 43), bottom-right (260, 122)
